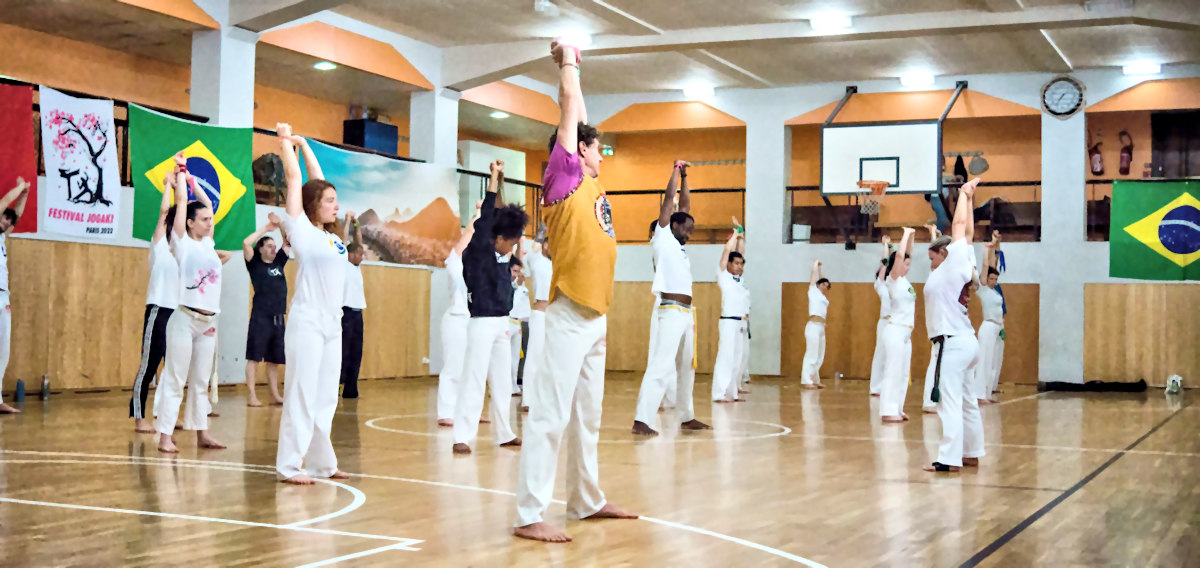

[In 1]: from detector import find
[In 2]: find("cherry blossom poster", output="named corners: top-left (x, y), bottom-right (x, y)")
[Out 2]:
top-left (39, 87), bottom-right (121, 238)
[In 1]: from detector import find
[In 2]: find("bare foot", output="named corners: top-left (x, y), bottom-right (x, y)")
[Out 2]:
top-left (801, 384), bottom-right (820, 390)
top-left (713, 398), bottom-right (736, 404)
top-left (247, 399), bottom-right (265, 408)
top-left (175, 421), bottom-right (184, 431)
top-left (282, 474), bottom-right (316, 485)
top-left (962, 457), bottom-right (979, 467)
top-left (901, 412), bottom-right (910, 421)
top-left (208, 411), bottom-right (220, 418)
top-left (514, 522), bottom-right (572, 543)
top-left (922, 407), bottom-right (938, 414)
top-left (157, 435), bottom-right (178, 454)
top-left (680, 419), bottom-right (711, 431)
top-left (521, 405), bottom-right (530, 413)
top-left (881, 416), bottom-right (904, 423)
top-left (0, 402), bottom-right (21, 414)
top-left (500, 437), bottom-right (522, 448)
top-left (923, 462), bottom-right (961, 473)
top-left (272, 398), bottom-right (284, 406)
top-left (479, 417), bottom-right (491, 424)
top-left (631, 421), bottom-right (658, 437)
top-left (992, 389), bottom-right (1004, 394)
top-left (197, 433), bottom-right (226, 449)
top-left (330, 470), bottom-right (351, 479)
top-left (738, 388), bottom-right (750, 394)
top-left (436, 418), bottom-right (454, 427)
top-left (977, 399), bottom-right (993, 406)
top-left (733, 398), bottom-right (745, 403)
top-left (133, 418), bottom-right (155, 433)
top-left (452, 443), bottom-right (472, 455)
top-left (583, 503), bottom-right (638, 520)
top-left (816, 383), bottom-right (826, 389)
top-left (870, 393), bottom-right (881, 397)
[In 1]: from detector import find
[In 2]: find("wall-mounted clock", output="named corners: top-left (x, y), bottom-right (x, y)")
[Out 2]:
top-left (1041, 76), bottom-right (1085, 119)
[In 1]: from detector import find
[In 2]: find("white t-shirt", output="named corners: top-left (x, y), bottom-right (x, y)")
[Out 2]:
top-left (528, 250), bottom-right (553, 302)
top-left (146, 237), bottom-right (179, 308)
top-left (808, 284), bottom-right (829, 318)
top-left (510, 283), bottom-right (531, 320)
top-left (650, 224), bottom-right (692, 296)
top-left (281, 213), bottom-right (347, 313)
top-left (0, 233), bottom-right (8, 291)
top-left (445, 251), bottom-right (468, 316)
top-left (887, 275), bottom-right (917, 327)
top-left (925, 239), bottom-right (975, 338)
top-left (717, 269), bottom-right (750, 317)
top-left (978, 285), bottom-right (1004, 325)
top-left (343, 263), bottom-right (367, 310)
top-left (174, 233), bottom-right (222, 313)
top-left (874, 277), bottom-right (891, 319)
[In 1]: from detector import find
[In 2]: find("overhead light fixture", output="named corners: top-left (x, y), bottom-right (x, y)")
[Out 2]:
top-left (489, 110), bottom-right (510, 119)
top-left (900, 73), bottom-right (935, 87)
top-left (313, 61), bottom-right (337, 71)
top-left (558, 30), bottom-right (593, 48)
top-left (809, 14), bottom-right (852, 31)
top-left (683, 84), bottom-right (715, 100)
top-left (1122, 61), bottom-right (1161, 76)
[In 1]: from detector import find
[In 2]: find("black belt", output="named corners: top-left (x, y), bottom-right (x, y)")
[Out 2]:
top-left (343, 307), bottom-right (363, 312)
top-left (719, 316), bottom-right (743, 320)
top-left (930, 335), bottom-right (954, 403)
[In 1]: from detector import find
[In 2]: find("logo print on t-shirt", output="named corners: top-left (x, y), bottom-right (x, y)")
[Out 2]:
top-left (330, 237), bottom-right (346, 255)
top-left (186, 269), bottom-right (219, 293)
top-left (268, 267), bottom-right (282, 277)
top-left (594, 195), bottom-right (614, 238)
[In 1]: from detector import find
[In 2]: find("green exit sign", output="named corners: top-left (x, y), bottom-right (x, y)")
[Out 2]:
top-left (601, 145), bottom-right (614, 156)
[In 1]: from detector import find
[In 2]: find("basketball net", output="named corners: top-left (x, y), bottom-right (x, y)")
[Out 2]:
top-left (856, 180), bottom-right (889, 215)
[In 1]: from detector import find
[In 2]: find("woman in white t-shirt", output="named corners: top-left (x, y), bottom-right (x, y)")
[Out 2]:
top-left (0, 177), bottom-right (30, 416)
top-left (868, 235), bottom-right (892, 397)
top-left (154, 156), bottom-right (232, 453)
top-left (801, 259), bottom-right (831, 389)
top-left (274, 123), bottom-right (350, 485)
top-left (974, 230), bottom-right (1005, 405)
top-left (437, 201), bottom-right (480, 427)
top-left (130, 174), bottom-right (178, 433)
top-left (880, 227), bottom-right (917, 423)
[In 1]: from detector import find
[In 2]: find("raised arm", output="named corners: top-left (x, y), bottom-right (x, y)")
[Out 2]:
top-left (878, 234), bottom-right (892, 280)
top-left (987, 230), bottom-right (1001, 270)
top-left (0, 177), bottom-right (31, 234)
top-left (295, 136), bottom-right (324, 182)
top-left (349, 211), bottom-right (362, 245)
top-left (677, 161), bottom-right (692, 214)
top-left (552, 40), bottom-right (585, 154)
top-left (171, 167), bottom-right (189, 239)
top-left (152, 174), bottom-right (173, 243)
top-left (188, 173), bottom-right (213, 213)
top-left (719, 230), bottom-right (738, 272)
top-left (924, 223), bottom-right (941, 241)
top-left (243, 216), bottom-right (280, 262)
top-left (810, 259), bottom-right (823, 286)
top-left (658, 164), bottom-right (681, 228)
top-left (277, 214), bottom-right (291, 256)
top-left (489, 160), bottom-right (505, 206)
top-left (277, 123), bottom-right (304, 219)
top-left (891, 227), bottom-right (916, 279)
top-left (951, 177), bottom-right (980, 243)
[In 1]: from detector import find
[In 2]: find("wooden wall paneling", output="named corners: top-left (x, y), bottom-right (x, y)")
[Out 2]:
top-left (966, 283), bottom-right (1040, 383)
top-left (7, 239), bottom-right (52, 392)
top-left (1084, 283), bottom-right (1200, 384)
top-left (605, 282), bottom-right (721, 372)
top-left (358, 264), bottom-right (430, 380)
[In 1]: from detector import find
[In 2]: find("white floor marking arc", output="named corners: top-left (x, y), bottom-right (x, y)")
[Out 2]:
top-left (364, 414), bottom-right (792, 444)
top-left (293, 543), bottom-right (416, 568)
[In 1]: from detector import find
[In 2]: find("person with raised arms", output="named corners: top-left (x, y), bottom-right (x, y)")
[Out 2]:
top-left (712, 227), bottom-right (749, 403)
top-left (868, 234), bottom-right (892, 397)
top-left (880, 227), bottom-right (917, 423)
top-left (801, 259), bottom-right (831, 389)
top-left (242, 212), bottom-right (290, 407)
top-left (0, 177), bottom-right (30, 416)
top-left (129, 174), bottom-right (176, 428)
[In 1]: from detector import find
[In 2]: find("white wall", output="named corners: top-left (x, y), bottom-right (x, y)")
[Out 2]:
top-left (457, 140), bottom-right (527, 208)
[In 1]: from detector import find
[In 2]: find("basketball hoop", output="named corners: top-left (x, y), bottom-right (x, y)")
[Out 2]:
top-left (857, 180), bottom-right (889, 215)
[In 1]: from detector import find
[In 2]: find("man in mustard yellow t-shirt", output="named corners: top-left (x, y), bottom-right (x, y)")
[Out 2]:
top-left (512, 39), bottom-right (637, 543)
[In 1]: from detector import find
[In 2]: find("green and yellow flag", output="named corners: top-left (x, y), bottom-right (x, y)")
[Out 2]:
top-left (1110, 180), bottom-right (1200, 280)
top-left (130, 104), bottom-right (254, 250)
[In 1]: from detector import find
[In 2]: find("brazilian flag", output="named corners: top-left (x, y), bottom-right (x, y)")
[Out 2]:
top-left (1110, 180), bottom-right (1200, 280)
top-left (130, 104), bottom-right (254, 250)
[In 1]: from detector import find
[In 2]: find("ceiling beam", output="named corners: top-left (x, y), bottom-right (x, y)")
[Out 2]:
top-left (682, 50), bottom-right (775, 88)
top-left (232, 0), bottom-right (349, 33)
top-left (555, 0), bottom-right (662, 35)
top-left (980, 0), bottom-right (1027, 13)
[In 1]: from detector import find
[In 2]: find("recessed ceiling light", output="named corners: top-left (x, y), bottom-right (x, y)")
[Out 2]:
top-left (809, 14), bottom-right (852, 31)
top-left (900, 73), bottom-right (935, 87)
top-left (313, 61), bottom-right (337, 71)
top-left (490, 110), bottom-right (510, 119)
top-left (683, 85), bottom-right (715, 100)
top-left (558, 31), bottom-right (593, 47)
top-left (1122, 61), bottom-right (1161, 76)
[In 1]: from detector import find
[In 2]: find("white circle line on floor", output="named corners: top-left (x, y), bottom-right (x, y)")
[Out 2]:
top-left (363, 414), bottom-right (792, 444)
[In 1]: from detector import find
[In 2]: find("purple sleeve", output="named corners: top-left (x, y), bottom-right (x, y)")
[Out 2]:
top-left (542, 142), bottom-right (583, 205)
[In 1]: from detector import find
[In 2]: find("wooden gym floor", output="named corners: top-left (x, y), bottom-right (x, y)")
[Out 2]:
top-left (0, 374), bottom-right (1195, 567)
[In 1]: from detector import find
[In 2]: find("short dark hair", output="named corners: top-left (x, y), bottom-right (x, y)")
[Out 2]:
top-left (728, 251), bottom-right (744, 264)
top-left (346, 242), bottom-right (362, 254)
top-left (817, 277), bottom-right (831, 287)
top-left (930, 236), bottom-right (952, 254)
top-left (2, 208), bottom-right (16, 226)
top-left (548, 122), bottom-right (600, 153)
top-left (252, 235), bottom-right (275, 263)
top-left (492, 204), bottom-right (528, 240)
top-left (987, 266), bottom-right (1000, 277)
top-left (649, 219), bottom-right (658, 238)
top-left (669, 211), bottom-right (693, 228)
top-left (510, 257), bottom-right (523, 268)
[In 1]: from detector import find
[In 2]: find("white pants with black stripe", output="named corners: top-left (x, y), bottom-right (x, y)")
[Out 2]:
top-left (437, 312), bottom-right (469, 421)
top-left (635, 305), bottom-right (696, 425)
top-left (153, 307), bottom-right (217, 436)
top-left (453, 316), bottom-right (517, 447)
top-left (131, 304), bottom-right (173, 419)
top-left (276, 305), bottom-right (342, 480)
top-left (514, 296), bottom-right (607, 527)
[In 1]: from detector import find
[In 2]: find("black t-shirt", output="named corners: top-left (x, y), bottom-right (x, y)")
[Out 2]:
top-left (247, 254), bottom-right (288, 316)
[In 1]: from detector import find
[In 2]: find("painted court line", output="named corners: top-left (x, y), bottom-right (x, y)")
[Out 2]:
top-left (364, 414), bottom-right (792, 444)
top-left (294, 543), bottom-right (417, 568)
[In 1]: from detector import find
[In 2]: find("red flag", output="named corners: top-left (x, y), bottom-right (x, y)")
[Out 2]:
top-left (0, 84), bottom-right (38, 233)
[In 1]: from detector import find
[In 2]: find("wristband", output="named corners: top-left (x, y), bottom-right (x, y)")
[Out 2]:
top-left (734, 225), bottom-right (744, 234)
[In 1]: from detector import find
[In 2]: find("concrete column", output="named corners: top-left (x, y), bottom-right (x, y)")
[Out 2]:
top-left (1037, 111), bottom-right (1087, 383)
top-left (189, 27), bottom-right (257, 127)
top-left (743, 107), bottom-right (791, 376)
top-left (409, 88), bottom-right (461, 166)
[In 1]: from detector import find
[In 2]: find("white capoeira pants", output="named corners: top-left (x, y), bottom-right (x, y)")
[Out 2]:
top-left (153, 307), bottom-right (217, 436)
top-left (514, 296), bottom-right (607, 527)
top-left (0, 294), bottom-right (9, 404)
top-left (510, 319), bottom-right (524, 394)
top-left (992, 336), bottom-right (1005, 394)
top-left (922, 345), bottom-right (937, 410)
top-left (276, 305), bottom-right (342, 480)
top-left (740, 328), bottom-right (751, 385)
top-left (974, 321), bottom-right (1003, 401)
top-left (801, 321), bottom-right (826, 385)
top-left (932, 334), bottom-right (984, 467)
top-left (646, 295), bottom-right (677, 408)
top-left (878, 323), bottom-right (913, 416)
top-left (437, 312), bottom-right (469, 421)
top-left (868, 318), bottom-right (888, 394)
top-left (635, 305), bottom-right (696, 425)
top-left (453, 316), bottom-right (516, 447)
top-left (523, 310), bottom-right (547, 404)
top-left (712, 318), bottom-right (748, 401)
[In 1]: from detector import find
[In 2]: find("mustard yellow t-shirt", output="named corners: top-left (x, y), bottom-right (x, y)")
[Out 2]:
top-left (542, 143), bottom-right (617, 315)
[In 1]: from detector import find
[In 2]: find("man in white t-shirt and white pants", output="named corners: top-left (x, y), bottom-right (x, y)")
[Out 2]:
top-left (924, 177), bottom-right (984, 474)
top-left (801, 259), bottom-right (830, 389)
top-left (633, 161), bottom-right (710, 436)
top-left (713, 229), bottom-right (749, 402)
top-left (0, 177), bottom-right (30, 415)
